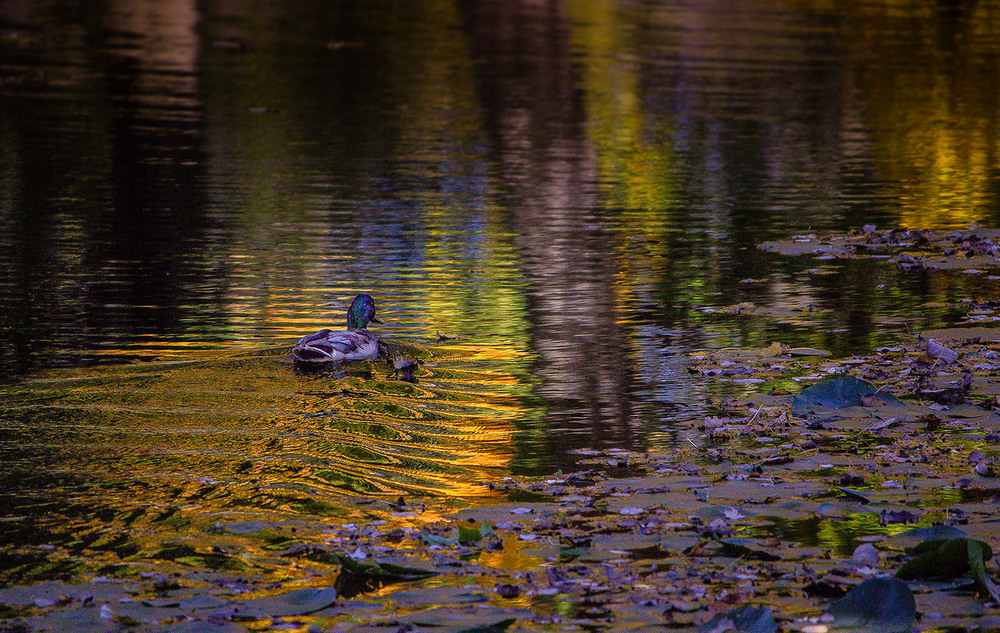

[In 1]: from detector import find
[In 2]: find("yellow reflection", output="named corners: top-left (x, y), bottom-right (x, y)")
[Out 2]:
top-left (842, 2), bottom-right (1000, 229)
top-left (568, 0), bottom-right (677, 234)
top-left (5, 343), bottom-right (519, 518)
top-left (476, 534), bottom-right (548, 572)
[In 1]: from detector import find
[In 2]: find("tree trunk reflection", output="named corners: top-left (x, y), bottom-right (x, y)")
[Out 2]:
top-left (461, 0), bottom-right (644, 465)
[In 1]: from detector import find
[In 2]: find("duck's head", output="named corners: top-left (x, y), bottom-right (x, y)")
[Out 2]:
top-left (347, 294), bottom-right (383, 330)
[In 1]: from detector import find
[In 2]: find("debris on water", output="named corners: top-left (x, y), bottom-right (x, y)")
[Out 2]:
top-left (926, 338), bottom-right (960, 364)
top-left (387, 356), bottom-right (424, 382)
top-left (11, 226), bottom-right (1000, 630)
top-left (792, 375), bottom-right (904, 415)
top-left (818, 577), bottom-right (915, 633)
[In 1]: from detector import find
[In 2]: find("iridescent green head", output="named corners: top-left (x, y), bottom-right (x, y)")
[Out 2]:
top-left (347, 294), bottom-right (382, 330)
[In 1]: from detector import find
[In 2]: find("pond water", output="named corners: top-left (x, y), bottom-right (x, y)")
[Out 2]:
top-left (3, 0), bottom-right (1000, 581)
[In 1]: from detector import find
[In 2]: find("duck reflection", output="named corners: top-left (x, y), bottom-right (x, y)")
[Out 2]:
top-left (461, 0), bottom-right (645, 467)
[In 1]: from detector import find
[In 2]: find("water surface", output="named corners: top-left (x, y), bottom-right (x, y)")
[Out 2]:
top-left (3, 0), bottom-right (1000, 575)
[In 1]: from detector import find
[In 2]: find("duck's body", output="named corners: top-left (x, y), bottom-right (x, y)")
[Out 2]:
top-left (292, 327), bottom-right (379, 363)
top-left (292, 294), bottom-right (382, 366)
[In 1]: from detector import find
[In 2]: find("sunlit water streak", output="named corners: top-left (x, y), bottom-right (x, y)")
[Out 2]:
top-left (0, 343), bottom-right (525, 553)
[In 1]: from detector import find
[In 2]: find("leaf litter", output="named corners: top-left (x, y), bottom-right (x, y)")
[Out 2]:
top-left (8, 232), bottom-right (1000, 631)
top-left (759, 227), bottom-right (1000, 273)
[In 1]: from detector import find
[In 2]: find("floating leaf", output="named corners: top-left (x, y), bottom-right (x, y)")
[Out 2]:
top-left (974, 461), bottom-right (997, 477)
top-left (716, 538), bottom-right (782, 561)
top-left (837, 488), bottom-right (873, 504)
top-left (896, 537), bottom-right (992, 581)
top-left (697, 604), bottom-right (776, 633)
top-left (628, 544), bottom-right (672, 560)
top-left (786, 347), bottom-right (832, 357)
top-left (238, 587), bottom-right (339, 617)
top-left (879, 509), bottom-right (919, 526)
top-left (458, 521), bottom-right (493, 545)
top-left (925, 338), bottom-right (959, 364)
top-left (458, 524), bottom-right (480, 544)
top-left (559, 535), bottom-right (592, 548)
top-left (456, 618), bottom-right (516, 633)
top-left (863, 417), bottom-right (898, 431)
top-left (421, 532), bottom-right (460, 547)
top-left (966, 538), bottom-right (1000, 601)
top-left (825, 577), bottom-right (915, 632)
top-left (792, 376), bottom-right (903, 415)
top-left (331, 553), bottom-right (436, 598)
top-left (884, 525), bottom-right (968, 550)
top-left (152, 546), bottom-right (248, 571)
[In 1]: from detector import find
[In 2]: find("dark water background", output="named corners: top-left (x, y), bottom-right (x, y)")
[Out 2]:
top-left (3, 0), bottom-right (1000, 572)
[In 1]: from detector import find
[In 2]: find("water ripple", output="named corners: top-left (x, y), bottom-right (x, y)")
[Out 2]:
top-left (0, 344), bottom-right (521, 549)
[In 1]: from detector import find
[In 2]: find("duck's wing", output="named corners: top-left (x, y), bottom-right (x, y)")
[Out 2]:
top-left (293, 329), bottom-right (377, 363)
top-left (296, 329), bottom-right (331, 346)
top-left (326, 331), bottom-right (365, 354)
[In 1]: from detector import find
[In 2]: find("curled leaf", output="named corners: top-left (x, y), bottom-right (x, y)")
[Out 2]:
top-left (926, 338), bottom-right (959, 364)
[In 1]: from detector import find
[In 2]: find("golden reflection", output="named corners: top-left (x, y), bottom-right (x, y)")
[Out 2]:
top-left (561, 0), bottom-right (1000, 234)
top-left (8, 0), bottom-right (1000, 596)
top-left (0, 343), bottom-right (520, 536)
top-left (568, 0), bottom-right (677, 227)
top-left (475, 534), bottom-right (547, 572)
top-left (839, 2), bottom-right (1000, 229)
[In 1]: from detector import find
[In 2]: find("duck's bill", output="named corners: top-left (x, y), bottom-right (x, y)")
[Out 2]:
top-left (370, 316), bottom-right (384, 324)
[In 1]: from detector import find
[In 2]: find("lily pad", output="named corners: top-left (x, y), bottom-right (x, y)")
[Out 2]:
top-left (458, 521), bottom-right (493, 545)
top-left (883, 524), bottom-right (968, 550)
top-left (238, 587), bottom-right (339, 617)
top-left (716, 538), bottom-right (782, 562)
top-left (332, 553), bottom-right (437, 598)
top-left (697, 604), bottom-right (776, 633)
top-left (896, 537), bottom-right (995, 599)
top-left (792, 376), bottom-right (904, 415)
top-left (825, 577), bottom-right (915, 632)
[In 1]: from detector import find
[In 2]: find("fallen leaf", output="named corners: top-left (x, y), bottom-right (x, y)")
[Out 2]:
top-left (792, 376), bottom-right (904, 415)
top-left (825, 577), bottom-right (915, 632)
top-left (697, 604), bottom-right (776, 633)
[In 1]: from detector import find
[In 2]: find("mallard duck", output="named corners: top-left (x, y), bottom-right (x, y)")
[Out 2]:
top-left (292, 294), bottom-right (383, 366)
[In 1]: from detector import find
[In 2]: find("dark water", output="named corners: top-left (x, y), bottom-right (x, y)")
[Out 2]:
top-left (3, 0), bottom-right (1000, 572)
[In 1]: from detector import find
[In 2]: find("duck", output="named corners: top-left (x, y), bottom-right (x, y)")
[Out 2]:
top-left (292, 294), bottom-right (383, 366)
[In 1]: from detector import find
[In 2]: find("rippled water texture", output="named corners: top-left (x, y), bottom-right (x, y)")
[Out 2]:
top-left (3, 0), bottom-right (1000, 565)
